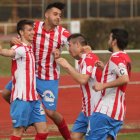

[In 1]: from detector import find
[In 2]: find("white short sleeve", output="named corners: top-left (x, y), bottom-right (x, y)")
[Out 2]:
top-left (12, 45), bottom-right (26, 59)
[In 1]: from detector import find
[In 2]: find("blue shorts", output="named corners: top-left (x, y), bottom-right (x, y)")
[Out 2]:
top-left (36, 77), bottom-right (59, 111)
top-left (72, 112), bottom-right (89, 134)
top-left (5, 80), bottom-right (12, 91)
top-left (85, 112), bottom-right (123, 140)
top-left (10, 99), bottom-right (46, 128)
top-left (5, 78), bottom-right (59, 111)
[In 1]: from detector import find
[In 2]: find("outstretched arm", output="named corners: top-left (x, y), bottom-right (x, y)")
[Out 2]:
top-left (0, 45), bottom-right (15, 57)
top-left (56, 58), bottom-right (90, 85)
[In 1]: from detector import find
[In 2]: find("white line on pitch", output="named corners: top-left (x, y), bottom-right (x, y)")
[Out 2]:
top-left (0, 81), bottom-right (140, 91)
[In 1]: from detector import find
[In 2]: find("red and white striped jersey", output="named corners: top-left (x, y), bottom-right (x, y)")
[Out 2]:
top-left (78, 52), bottom-right (102, 116)
top-left (94, 51), bottom-right (131, 121)
top-left (11, 43), bottom-right (38, 102)
top-left (33, 21), bottom-right (70, 80)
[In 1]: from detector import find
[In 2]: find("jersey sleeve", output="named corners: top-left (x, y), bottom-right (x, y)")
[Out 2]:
top-left (12, 45), bottom-right (26, 59)
top-left (61, 29), bottom-right (70, 48)
top-left (81, 54), bottom-right (98, 76)
top-left (111, 56), bottom-right (128, 77)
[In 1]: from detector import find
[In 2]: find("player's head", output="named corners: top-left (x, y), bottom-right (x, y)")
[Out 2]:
top-left (67, 33), bottom-right (88, 59)
top-left (45, 2), bottom-right (65, 26)
top-left (108, 28), bottom-right (128, 52)
top-left (17, 19), bottom-right (34, 42)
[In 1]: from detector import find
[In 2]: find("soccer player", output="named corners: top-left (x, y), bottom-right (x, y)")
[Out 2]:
top-left (2, 2), bottom-right (71, 139)
top-left (86, 28), bottom-right (131, 140)
top-left (0, 19), bottom-right (48, 140)
top-left (55, 33), bottom-right (102, 140)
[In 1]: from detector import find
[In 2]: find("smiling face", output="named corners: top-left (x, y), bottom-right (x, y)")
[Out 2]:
top-left (20, 24), bottom-right (34, 43)
top-left (45, 7), bottom-right (62, 26)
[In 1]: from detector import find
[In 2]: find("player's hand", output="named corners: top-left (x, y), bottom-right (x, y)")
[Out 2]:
top-left (83, 45), bottom-right (92, 53)
top-left (11, 37), bottom-right (21, 46)
top-left (95, 60), bottom-right (104, 71)
top-left (53, 48), bottom-right (60, 59)
top-left (55, 57), bottom-right (69, 69)
top-left (92, 82), bottom-right (104, 92)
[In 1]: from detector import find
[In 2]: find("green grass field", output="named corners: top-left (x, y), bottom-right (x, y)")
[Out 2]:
top-left (11, 133), bottom-right (140, 140)
top-left (48, 133), bottom-right (140, 140)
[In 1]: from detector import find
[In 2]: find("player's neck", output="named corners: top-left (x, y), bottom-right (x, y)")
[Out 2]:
top-left (44, 21), bottom-right (56, 31)
top-left (112, 45), bottom-right (120, 53)
top-left (21, 39), bottom-right (32, 46)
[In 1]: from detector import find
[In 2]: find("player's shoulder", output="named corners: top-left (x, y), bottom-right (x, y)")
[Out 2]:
top-left (34, 20), bottom-right (42, 24)
top-left (111, 51), bottom-right (130, 65)
top-left (34, 20), bottom-right (43, 28)
top-left (57, 25), bottom-right (70, 35)
top-left (12, 44), bottom-right (26, 51)
top-left (86, 52), bottom-right (99, 60)
top-left (11, 44), bottom-right (21, 49)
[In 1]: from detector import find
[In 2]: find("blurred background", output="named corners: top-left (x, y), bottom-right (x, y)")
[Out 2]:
top-left (0, 0), bottom-right (140, 49)
top-left (0, 0), bottom-right (140, 20)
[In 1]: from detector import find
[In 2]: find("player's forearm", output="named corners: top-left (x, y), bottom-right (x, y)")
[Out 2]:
top-left (103, 75), bottom-right (129, 89)
top-left (0, 49), bottom-right (15, 57)
top-left (66, 65), bottom-right (88, 85)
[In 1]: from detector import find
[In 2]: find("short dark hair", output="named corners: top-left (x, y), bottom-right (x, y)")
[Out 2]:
top-left (68, 33), bottom-right (88, 46)
top-left (17, 19), bottom-right (34, 36)
top-left (111, 28), bottom-right (128, 50)
top-left (45, 2), bottom-right (65, 12)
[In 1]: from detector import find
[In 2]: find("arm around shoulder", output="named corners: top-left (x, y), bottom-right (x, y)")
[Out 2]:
top-left (0, 45), bottom-right (15, 58)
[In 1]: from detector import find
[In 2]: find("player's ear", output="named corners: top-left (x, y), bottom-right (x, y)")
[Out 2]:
top-left (45, 11), bottom-right (49, 19)
top-left (19, 30), bottom-right (23, 36)
top-left (76, 41), bottom-right (80, 47)
top-left (113, 39), bottom-right (117, 46)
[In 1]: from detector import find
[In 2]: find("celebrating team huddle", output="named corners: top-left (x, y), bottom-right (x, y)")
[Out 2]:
top-left (0, 2), bottom-right (131, 140)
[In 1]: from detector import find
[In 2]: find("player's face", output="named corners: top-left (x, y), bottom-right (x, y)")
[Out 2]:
top-left (108, 33), bottom-right (113, 52)
top-left (21, 25), bottom-right (34, 42)
top-left (45, 7), bottom-right (62, 26)
top-left (68, 40), bottom-right (80, 60)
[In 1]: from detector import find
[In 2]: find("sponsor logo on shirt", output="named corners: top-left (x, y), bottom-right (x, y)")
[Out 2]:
top-left (87, 65), bottom-right (92, 73)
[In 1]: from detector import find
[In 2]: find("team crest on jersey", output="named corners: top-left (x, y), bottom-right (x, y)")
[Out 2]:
top-left (86, 54), bottom-right (92, 59)
top-left (87, 65), bottom-right (92, 73)
top-left (43, 90), bottom-right (55, 102)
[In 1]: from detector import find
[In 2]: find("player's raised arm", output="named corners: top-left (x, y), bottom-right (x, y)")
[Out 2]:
top-left (0, 45), bottom-right (15, 57)
top-left (56, 57), bottom-right (90, 85)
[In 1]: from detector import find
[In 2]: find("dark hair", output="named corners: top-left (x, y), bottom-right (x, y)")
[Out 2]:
top-left (17, 19), bottom-right (34, 36)
top-left (45, 2), bottom-right (65, 12)
top-left (68, 33), bottom-right (88, 46)
top-left (111, 28), bottom-right (128, 50)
